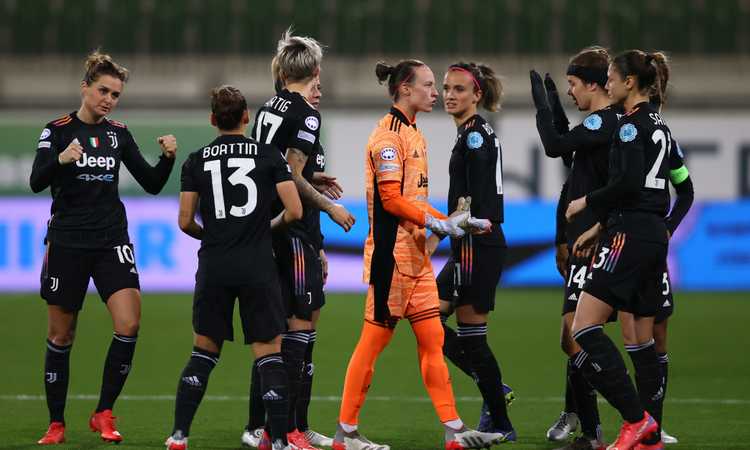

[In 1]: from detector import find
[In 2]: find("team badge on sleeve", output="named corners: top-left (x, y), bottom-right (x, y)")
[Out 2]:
top-left (467, 131), bottom-right (484, 149)
top-left (583, 114), bottom-right (603, 131)
top-left (304, 116), bottom-right (319, 131)
top-left (380, 147), bottom-right (396, 161)
top-left (619, 123), bottom-right (637, 142)
top-left (39, 128), bottom-right (51, 140)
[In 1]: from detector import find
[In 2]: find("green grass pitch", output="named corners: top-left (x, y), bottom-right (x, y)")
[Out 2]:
top-left (1, 290), bottom-right (749, 449)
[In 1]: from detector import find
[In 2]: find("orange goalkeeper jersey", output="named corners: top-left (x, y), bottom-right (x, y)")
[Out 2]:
top-left (363, 106), bottom-right (434, 290)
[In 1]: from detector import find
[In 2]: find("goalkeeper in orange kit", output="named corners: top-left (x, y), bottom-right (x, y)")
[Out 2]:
top-left (331, 59), bottom-right (506, 450)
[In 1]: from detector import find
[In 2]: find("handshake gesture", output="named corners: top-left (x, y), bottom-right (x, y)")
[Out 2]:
top-left (425, 197), bottom-right (492, 239)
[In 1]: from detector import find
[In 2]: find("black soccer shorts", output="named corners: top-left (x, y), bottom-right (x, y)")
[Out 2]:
top-left (437, 238), bottom-right (506, 314)
top-left (192, 273), bottom-right (286, 345)
top-left (561, 253), bottom-right (592, 315)
top-left (274, 236), bottom-right (325, 321)
top-left (40, 242), bottom-right (140, 311)
top-left (582, 230), bottom-right (668, 318)
top-left (654, 269), bottom-right (674, 324)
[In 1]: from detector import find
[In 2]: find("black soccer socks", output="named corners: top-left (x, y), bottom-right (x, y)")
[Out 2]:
top-left (567, 357), bottom-right (601, 440)
top-left (628, 340), bottom-right (662, 444)
top-left (296, 330), bottom-right (316, 431)
top-left (172, 347), bottom-right (219, 436)
top-left (441, 315), bottom-right (474, 378)
top-left (658, 352), bottom-right (669, 425)
top-left (257, 353), bottom-right (289, 444)
top-left (573, 325), bottom-right (643, 423)
top-left (564, 364), bottom-right (577, 415)
top-left (44, 339), bottom-right (72, 423)
top-left (247, 359), bottom-right (266, 430)
top-left (96, 333), bottom-right (137, 412)
top-left (282, 331), bottom-right (309, 432)
top-left (457, 322), bottom-right (513, 431)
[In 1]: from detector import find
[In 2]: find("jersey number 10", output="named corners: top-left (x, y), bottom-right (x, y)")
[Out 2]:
top-left (204, 159), bottom-right (257, 219)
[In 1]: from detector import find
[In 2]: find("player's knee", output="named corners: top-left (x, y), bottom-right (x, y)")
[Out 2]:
top-left (115, 319), bottom-right (140, 337)
top-left (48, 329), bottom-right (75, 347)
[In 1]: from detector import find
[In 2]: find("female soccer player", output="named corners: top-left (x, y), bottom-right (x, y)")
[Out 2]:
top-left (31, 51), bottom-right (177, 445)
top-left (244, 66), bottom-right (337, 450)
top-left (435, 62), bottom-right (515, 441)
top-left (332, 59), bottom-right (502, 450)
top-left (165, 86), bottom-right (302, 450)
top-left (612, 53), bottom-right (693, 449)
top-left (242, 29), bottom-right (353, 450)
top-left (530, 47), bottom-right (618, 450)
top-left (566, 50), bottom-right (678, 450)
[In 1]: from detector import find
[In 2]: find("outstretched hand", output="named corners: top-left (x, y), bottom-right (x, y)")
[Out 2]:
top-left (530, 70), bottom-right (549, 110)
top-left (544, 73), bottom-right (569, 129)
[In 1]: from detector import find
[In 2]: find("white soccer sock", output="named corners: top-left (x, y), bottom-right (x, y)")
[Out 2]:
top-left (340, 422), bottom-right (357, 433)
top-left (443, 418), bottom-right (464, 431)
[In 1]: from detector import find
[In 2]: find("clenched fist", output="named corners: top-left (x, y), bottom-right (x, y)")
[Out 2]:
top-left (158, 135), bottom-right (177, 159)
top-left (58, 138), bottom-right (83, 165)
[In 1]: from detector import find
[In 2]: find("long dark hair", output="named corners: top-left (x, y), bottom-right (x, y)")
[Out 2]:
top-left (612, 50), bottom-right (671, 106)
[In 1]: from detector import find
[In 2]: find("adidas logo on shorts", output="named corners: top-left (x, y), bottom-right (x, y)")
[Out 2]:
top-left (568, 293), bottom-right (578, 301)
top-left (663, 299), bottom-right (671, 307)
top-left (130, 267), bottom-right (138, 274)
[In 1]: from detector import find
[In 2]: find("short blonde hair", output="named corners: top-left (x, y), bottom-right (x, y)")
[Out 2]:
top-left (271, 27), bottom-right (323, 86)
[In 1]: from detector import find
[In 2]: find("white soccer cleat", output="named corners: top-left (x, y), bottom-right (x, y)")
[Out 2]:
top-left (447, 428), bottom-right (506, 449)
top-left (242, 427), bottom-right (265, 447)
top-left (332, 424), bottom-right (390, 450)
top-left (165, 431), bottom-right (188, 450)
top-left (304, 429), bottom-right (334, 447)
top-left (547, 412), bottom-right (579, 442)
top-left (661, 429), bottom-right (678, 444)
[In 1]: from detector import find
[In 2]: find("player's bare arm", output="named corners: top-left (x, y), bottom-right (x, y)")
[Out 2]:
top-left (287, 147), bottom-right (355, 231)
top-left (271, 180), bottom-right (303, 229)
top-left (177, 191), bottom-right (203, 240)
top-left (312, 171), bottom-right (343, 199)
top-left (572, 222), bottom-right (602, 259)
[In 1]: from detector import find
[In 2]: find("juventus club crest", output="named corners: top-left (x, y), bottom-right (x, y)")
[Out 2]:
top-left (49, 276), bottom-right (59, 292)
top-left (107, 131), bottom-right (119, 149)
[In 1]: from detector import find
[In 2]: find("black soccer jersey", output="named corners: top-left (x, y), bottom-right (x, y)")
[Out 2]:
top-left (298, 141), bottom-right (326, 251)
top-left (537, 106), bottom-right (619, 245)
top-left (587, 102), bottom-right (672, 243)
top-left (29, 111), bottom-right (174, 249)
top-left (252, 88), bottom-right (322, 244)
top-left (252, 89), bottom-right (321, 158)
top-left (180, 134), bottom-right (292, 284)
top-left (447, 114), bottom-right (504, 245)
top-left (664, 138), bottom-right (694, 234)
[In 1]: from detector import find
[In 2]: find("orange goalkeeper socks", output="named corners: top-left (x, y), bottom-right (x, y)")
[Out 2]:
top-left (411, 316), bottom-right (459, 422)
top-left (338, 321), bottom-right (394, 425)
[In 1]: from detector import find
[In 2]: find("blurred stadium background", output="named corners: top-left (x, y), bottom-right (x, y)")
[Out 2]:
top-left (1, 2), bottom-right (749, 448)
top-left (1, 0), bottom-right (748, 293)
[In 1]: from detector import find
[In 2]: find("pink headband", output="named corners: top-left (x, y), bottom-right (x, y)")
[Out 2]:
top-left (449, 66), bottom-right (481, 92)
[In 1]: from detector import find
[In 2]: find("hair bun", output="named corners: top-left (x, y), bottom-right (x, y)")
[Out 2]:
top-left (375, 61), bottom-right (395, 84)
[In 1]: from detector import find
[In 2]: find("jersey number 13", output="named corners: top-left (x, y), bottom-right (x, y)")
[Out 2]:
top-left (204, 159), bottom-right (257, 219)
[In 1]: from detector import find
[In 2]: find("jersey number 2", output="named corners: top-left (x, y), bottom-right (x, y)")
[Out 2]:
top-left (646, 130), bottom-right (671, 189)
top-left (204, 159), bottom-right (257, 219)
